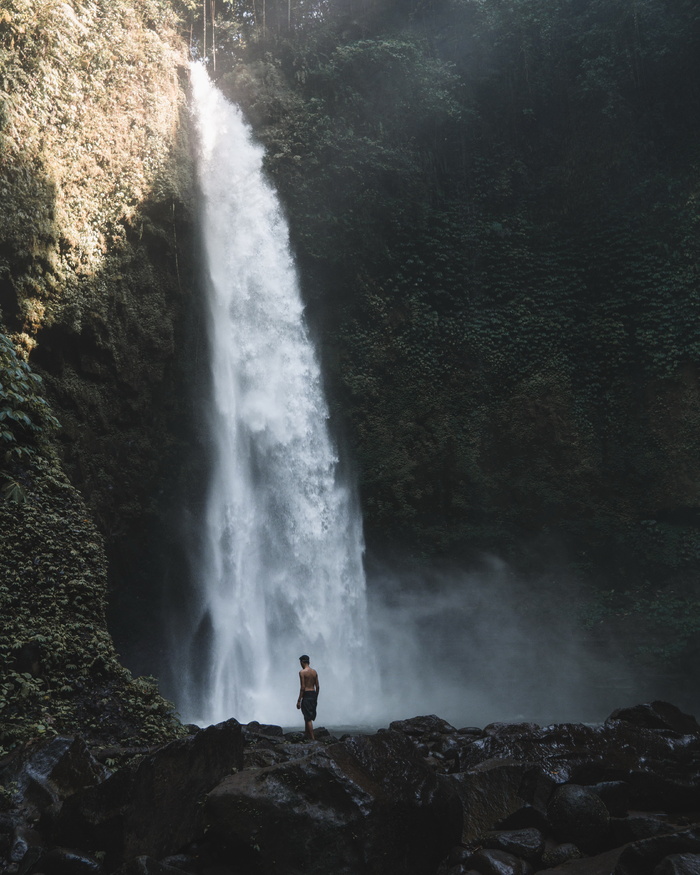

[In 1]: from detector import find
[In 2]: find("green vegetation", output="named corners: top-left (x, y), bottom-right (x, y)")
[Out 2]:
top-left (0, 449), bottom-right (184, 755)
top-left (185, 0), bottom-right (700, 682)
top-left (0, 338), bottom-right (183, 753)
top-left (0, 332), bottom-right (60, 462)
top-left (0, 0), bottom-right (193, 751)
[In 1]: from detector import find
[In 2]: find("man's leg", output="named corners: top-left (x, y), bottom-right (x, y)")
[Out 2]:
top-left (305, 718), bottom-right (315, 740)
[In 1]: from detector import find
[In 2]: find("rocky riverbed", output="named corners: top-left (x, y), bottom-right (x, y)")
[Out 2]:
top-left (1, 701), bottom-right (700, 875)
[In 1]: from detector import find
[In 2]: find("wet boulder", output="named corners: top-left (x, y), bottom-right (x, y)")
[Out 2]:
top-left (448, 759), bottom-right (552, 842)
top-left (444, 845), bottom-right (476, 869)
top-left (468, 847), bottom-right (534, 874)
top-left (49, 719), bottom-right (242, 869)
top-left (614, 829), bottom-right (700, 875)
top-left (111, 857), bottom-right (193, 875)
top-left (547, 784), bottom-right (610, 853)
top-left (624, 768), bottom-right (700, 812)
top-left (540, 842), bottom-right (583, 867)
top-left (204, 730), bottom-right (461, 875)
top-left (483, 828), bottom-right (544, 862)
top-left (389, 715), bottom-right (458, 738)
top-left (23, 846), bottom-right (104, 874)
top-left (159, 854), bottom-right (200, 872)
top-left (242, 746), bottom-right (288, 770)
top-left (588, 781), bottom-right (630, 817)
top-left (456, 712), bottom-right (700, 789)
top-left (483, 723), bottom-right (540, 738)
top-left (495, 805), bottom-right (549, 833)
top-left (607, 702), bottom-right (700, 736)
top-left (610, 814), bottom-right (677, 845)
top-left (243, 721), bottom-right (284, 738)
top-left (653, 854), bottom-right (700, 875)
top-left (543, 846), bottom-right (626, 873)
top-left (0, 737), bottom-right (110, 819)
top-left (10, 824), bottom-right (44, 864)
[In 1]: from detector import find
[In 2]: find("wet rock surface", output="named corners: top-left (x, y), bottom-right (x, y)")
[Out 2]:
top-left (0, 701), bottom-right (698, 874)
top-left (206, 730), bottom-right (461, 875)
top-left (38, 720), bottom-right (241, 871)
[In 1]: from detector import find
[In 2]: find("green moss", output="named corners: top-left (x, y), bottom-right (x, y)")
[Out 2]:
top-left (0, 0), bottom-right (195, 751)
top-left (0, 452), bottom-right (184, 755)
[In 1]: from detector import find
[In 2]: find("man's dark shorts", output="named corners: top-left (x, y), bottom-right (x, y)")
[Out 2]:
top-left (301, 691), bottom-right (317, 722)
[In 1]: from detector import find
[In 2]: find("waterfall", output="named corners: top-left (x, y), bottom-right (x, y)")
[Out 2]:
top-left (182, 63), bottom-right (372, 727)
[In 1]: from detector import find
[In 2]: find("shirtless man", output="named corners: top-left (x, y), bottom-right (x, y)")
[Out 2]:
top-left (296, 655), bottom-right (320, 740)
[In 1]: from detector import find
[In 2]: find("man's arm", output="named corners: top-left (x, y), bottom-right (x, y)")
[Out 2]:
top-left (314, 670), bottom-right (320, 695)
top-left (296, 671), bottom-right (303, 709)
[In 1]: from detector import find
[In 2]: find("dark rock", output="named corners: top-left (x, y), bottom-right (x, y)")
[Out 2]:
top-left (25, 846), bottom-right (103, 874)
top-left (610, 814), bottom-right (676, 844)
top-left (204, 730), bottom-right (461, 875)
top-left (483, 723), bottom-right (540, 737)
top-left (283, 731), bottom-right (306, 743)
top-left (159, 855), bottom-right (199, 872)
top-left (50, 719), bottom-right (242, 869)
top-left (519, 767), bottom-right (558, 813)
top-left (547, 784), bottom-right (610, 853)
top-left (625, 769), bottom-right (700, 812)
top-left (544, 846), bottom-right (626, 873)
top-left (614, 829), bottom-right (700, 875)
top-left (0, 737), bottom-right (110, 819)
top-left (495, 805), bottom-right (549, 833)
top-left (447, 846), bottom-right (475, 867)
top-left (240, 731), bottom-right (282, 752)
top-left (242, 747), bottom-right (287, 770)
top-left (654, 854), bottom-right (700, 875)
top-left (112, 857), bottom-right (191, 875)
top-left (468, 847), bottom-right (534, 874)
top-left (440, 736), bottom-right (462, 758)
top-left (92, 747), bottom-right (159, 765)
top-left (541, 842), bottom-right (583, 867)
top-left (459, 728), bottom-right (486, 737)
top-left (0, 827), bottom-right (11, 857)
top-left (16, 844), bottom-right (44, 875)
top-left (448, 760), bottom-right (544, 842)
top-left (273, 741), bottom-right (325, 761)
top-left (607, 703), bottom-right (700, 736)
top-left (456, 715), bottom-right (700, 792)
top-left (244, 721), bottom-right (284, 738)
top-left (12, 826), bottom-right (44, 862)
top-left (389, 715), bottom-right (457, 737)
top-left (483, 828), bottom-right (544, 861)
top-left (588, 781), bottom-right (630, 817)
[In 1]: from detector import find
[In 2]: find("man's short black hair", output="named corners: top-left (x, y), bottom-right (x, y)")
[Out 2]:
top-left (299, 654), bottom-right (310, 663)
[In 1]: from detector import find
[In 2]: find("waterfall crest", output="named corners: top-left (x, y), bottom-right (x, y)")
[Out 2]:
top-left (182, 63), bottom-right (372, 726)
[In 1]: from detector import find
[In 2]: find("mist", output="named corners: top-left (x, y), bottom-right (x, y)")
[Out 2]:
top-left (362, 557), bottom-right (643, 729)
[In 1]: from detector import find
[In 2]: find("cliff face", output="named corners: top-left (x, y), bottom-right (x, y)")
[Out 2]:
top-left (0, 0), bottom-right (194, 531)
top-left (0, 0), bottom-right (195, 749)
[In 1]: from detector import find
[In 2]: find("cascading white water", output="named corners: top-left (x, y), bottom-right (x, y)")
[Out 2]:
top-left (183, 63), bottom-right (373, 727)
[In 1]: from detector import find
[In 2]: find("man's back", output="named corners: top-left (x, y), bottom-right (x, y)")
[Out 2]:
top-left (299, 666), bottom-right (318, 691)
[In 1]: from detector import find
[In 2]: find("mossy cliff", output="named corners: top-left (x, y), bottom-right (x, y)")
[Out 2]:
top-left (0, 0), bottom-right (194, 749)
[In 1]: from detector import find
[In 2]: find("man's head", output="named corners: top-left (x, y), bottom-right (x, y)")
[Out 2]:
top-left (299, 654), bottom-right (310, 666)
